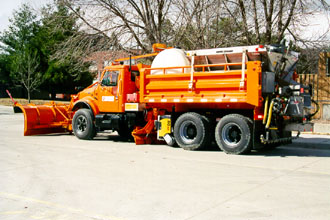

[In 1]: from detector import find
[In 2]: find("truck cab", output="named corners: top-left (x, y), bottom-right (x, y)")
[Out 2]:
top-left (71, 65), bottom-right (142, 140)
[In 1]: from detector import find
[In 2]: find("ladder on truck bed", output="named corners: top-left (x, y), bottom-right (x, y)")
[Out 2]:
top-left (185, 45), bottom-right (268, 89)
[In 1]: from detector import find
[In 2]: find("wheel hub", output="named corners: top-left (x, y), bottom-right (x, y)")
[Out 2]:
top-left (76, 115), bottom-right (87, 133)
top-left (180, 121), bottom-right (197, 144)
top-left (222, 122), bottom-right (242, 147)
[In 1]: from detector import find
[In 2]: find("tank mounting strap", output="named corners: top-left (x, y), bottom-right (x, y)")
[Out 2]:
top-left (188, 53), bottom-right (196, 90)
top-left (240, 48), bottom-right (247, 89)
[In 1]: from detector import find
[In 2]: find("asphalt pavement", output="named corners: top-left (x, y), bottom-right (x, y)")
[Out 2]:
top-left (1, 105), bottom-right (330, 220)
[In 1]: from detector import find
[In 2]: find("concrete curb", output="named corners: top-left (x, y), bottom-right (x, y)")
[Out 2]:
top-left (313, 123), bottom-right (330, 134)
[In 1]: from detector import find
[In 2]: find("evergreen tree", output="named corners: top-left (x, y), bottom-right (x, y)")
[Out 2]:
top-left (39, 2), bottom-right (93, 98)
top-left (0, 4), bottom-right (44, 102)
top-left (0, 3), bottom-right (93, 101)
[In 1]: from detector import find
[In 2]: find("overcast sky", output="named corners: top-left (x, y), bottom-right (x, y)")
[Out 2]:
top-left (0, 0), bottom-right (329, 40)
top-left (0, 0), bottom-right (51, 32)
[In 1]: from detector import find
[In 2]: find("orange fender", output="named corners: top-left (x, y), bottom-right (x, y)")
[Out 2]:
top-left (72, 96), bottom-right (99, 116)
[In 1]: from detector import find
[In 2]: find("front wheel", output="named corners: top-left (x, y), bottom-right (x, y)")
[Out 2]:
top-left (72, 109), bottom-right (96, 140)
top-left (215, 114), bottom-right (252, 154)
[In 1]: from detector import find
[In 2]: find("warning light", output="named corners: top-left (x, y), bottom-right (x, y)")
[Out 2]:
top-left (257, 115), bottom-right (263, 119)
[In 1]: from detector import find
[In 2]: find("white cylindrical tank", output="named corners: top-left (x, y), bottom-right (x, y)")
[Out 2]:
top-left (151, 48), bottom-right (191, 75)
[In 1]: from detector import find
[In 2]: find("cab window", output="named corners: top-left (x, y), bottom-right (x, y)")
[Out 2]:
top-left (101, 71), bottom-right (119, 86)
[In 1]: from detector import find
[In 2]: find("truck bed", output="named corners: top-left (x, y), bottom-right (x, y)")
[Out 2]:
top-left (139, 61), bottom-right (262, 108)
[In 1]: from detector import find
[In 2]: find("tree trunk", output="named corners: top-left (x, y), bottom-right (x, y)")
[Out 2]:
top-left (51, 91), bottom-right (56, 100)
top-left (27, 89), bottom-right (31, 103)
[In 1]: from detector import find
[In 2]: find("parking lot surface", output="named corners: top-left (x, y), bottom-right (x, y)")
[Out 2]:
top-left (1, 105), bottom-right (330, 220)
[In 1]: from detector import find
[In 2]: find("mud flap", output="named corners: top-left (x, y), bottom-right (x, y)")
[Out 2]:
top-left (131, 120), bottom-right (156, 145)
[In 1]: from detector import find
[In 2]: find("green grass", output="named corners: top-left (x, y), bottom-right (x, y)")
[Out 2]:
top-left (0, 98), bottom-right (70, 106)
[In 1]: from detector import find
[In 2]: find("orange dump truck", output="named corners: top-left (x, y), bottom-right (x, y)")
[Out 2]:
top-left (14, 43), bottom-right (315, 154)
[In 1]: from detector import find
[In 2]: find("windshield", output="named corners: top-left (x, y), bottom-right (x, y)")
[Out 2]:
top-left (101, 71), bottom-right (119, 86)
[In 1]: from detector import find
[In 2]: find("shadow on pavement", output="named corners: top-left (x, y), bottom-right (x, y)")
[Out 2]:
top-left (36, 133), bottom-right (330, 157)
top-left (93, 133), bottom-right (134, 143)
top-left (293, 137), bottom-right (330, 147)
top-left (250, 147), bottom-right (330, 157)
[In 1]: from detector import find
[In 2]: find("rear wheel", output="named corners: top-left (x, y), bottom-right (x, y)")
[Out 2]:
top-left (73, 109), bottom-right (96, 140)
top-left (174, 112), bottom-right (210, 150)
top-left (215, 114), bottom-right (252, 154)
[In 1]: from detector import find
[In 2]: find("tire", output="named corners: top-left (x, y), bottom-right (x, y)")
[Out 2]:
top-left (215, 114), bottom-right (252, 154)
top-left (72, 109), bottom-right (96, 140)
top-left (174, 112), bottom-right (210, 150)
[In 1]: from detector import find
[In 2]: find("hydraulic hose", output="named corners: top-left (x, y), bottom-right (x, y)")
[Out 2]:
top-left (263, 96), bottom-right (269, 124)
top-left (265, 99), bottom-right (275, 129)
top-left (307, 99), bottom-right (320, 119)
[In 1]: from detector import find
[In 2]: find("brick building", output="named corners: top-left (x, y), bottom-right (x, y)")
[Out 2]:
top-left (299, 51), bottom-right (330, 120)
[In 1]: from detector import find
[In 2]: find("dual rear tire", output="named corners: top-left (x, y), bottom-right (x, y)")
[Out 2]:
top-left (173, 112), bottom-right (210, 150)
top-left (174, 112), bottom-right (252, 154)
top-left (215, 114), bottom-right (252, 154)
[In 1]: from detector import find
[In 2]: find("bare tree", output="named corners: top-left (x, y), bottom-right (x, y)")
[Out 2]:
top-left (57, 0), bottom-right (177, 53)
top-left (12, 48), bottom-right (43, 103)
top-left (172, 0), bottom-right (233, 49)
top-left (50, 0), bottom-right (329, 64)
top-left (224, 0), bottom-right (330, 45)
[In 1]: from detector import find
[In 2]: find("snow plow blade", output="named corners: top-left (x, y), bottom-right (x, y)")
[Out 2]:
top-left (14, 102), bottom-right (72, 136)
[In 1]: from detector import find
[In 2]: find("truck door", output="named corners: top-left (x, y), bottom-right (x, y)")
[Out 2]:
top-left (97, 70), bottom-right (121, 113)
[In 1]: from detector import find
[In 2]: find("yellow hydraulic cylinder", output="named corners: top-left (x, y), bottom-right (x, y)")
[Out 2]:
top-left (265, 99), bottom-right (275, 129)
top-left (263, 96), bottom-right (269, 124)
